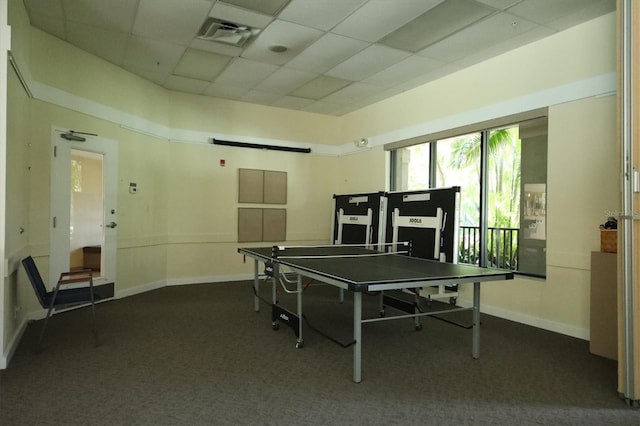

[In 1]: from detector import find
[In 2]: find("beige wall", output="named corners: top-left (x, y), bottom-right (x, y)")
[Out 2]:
top-left (4, 62), bottom-right (31, 353)
top-left (3, 0), bottom-right (619, 364)
top-left (164, 141), bottom-right (341, 283)
top-left (479, 95), bottom-right (617, 335)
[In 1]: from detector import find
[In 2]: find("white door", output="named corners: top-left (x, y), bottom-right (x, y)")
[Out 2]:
top-left (49, 126), bottom-right (118, 287)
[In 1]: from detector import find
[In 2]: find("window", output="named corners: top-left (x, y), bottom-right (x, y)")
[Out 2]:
top-left (390, 116), bottom-right (547, 278)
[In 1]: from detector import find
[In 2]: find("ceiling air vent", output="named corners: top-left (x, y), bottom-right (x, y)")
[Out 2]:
top-left (197, 17), bottom-right (260, 47)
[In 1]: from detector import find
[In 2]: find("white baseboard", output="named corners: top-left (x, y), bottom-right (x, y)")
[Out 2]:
top-left (115, 279), bottom-right (166, 299)
top-left (167, 274), bottom-right (254, 286)
top-left (457, 298), bottom-right (589, 340)
top-left (1, 318), bottom-right (29, 369)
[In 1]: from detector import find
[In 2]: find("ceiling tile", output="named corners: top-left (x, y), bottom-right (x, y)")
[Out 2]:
top-left (241, 20), bottom-right (323, 65)
top-left (455, 25), bottom-right (555, 67)
top-left (24, 0), bottom-right (616, 116)
top-left (203, 82), bottom-right (250, 99)
top-left (291, 75), bottom-right (352, 100)
top-left (66, 24), bottom-right (130, 65)
top-left (475, 0), bottom-right (520, 9)
top-left (302, 101), bottom-right (341, 115)
top-left (190, 37), bottom-right (243, 57)
top-left (122, 36), bottom-right (186, 81)
top-left (164, 75), bottom-right (209, 94)
top-left (278, 0), bottom-right (366, 31)
top-left (332, 0), bottom-right (444, 42)
top-left (286, 33), bottom-right (368, 74)
top-left (24, 0), bottom-right (63, 18)
top-left (363, 56), bottom-right (445, 87)
top-left (221, 0), bottom-right (291, 16)
top-left (253, 67), bottom-right (317, 95)
top-left (322, 82), bottom-right (386, 105)
top-left (27, 14), bottom-right (66, 39)
top-left (209, 2), bottom-right (274, 29)
top-left (392, 63), bottom-right (463, 92)
top-left (240, 90), bottom-right (281, 104)
top-left (418, 12), bottom-right (539, 63)
top-left (62, 0), bottom-right (139, 33)
top-left (507, 0), bottom-right (603, 25)
top-left (133, 0), bottom-right (214, 44)
top-left (174, 48), bottom-right (232, 81)
top-left (545, 0), bottom-right (616, 31)
top-left (379, 0), bottom-right (495, 52)
top-left (359, 86), bottom-right (405, 104)
top-left (271, 95), bottom-right (315, 109)
top-left (213, 57), bottom-right (279, 87)
top-left (326, 44), bottom-right (411, 81)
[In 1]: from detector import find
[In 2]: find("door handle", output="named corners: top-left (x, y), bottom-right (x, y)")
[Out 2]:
top-left (106, 221), bottom-right (118, 229)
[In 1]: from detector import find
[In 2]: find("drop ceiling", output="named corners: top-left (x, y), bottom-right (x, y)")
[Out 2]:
top-left (22, 0), bottom-right (615, 116)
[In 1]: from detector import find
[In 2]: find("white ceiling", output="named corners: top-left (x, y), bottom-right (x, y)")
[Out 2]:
top-left (23, 0), bottom-right (615, 116)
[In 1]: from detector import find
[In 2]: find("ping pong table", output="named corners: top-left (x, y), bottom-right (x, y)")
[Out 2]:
top-left (239, 245), bottom-right (514, 383)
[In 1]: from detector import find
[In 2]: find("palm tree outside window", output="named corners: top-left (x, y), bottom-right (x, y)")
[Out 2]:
top-left (391, 117), bottom-right (547, 278)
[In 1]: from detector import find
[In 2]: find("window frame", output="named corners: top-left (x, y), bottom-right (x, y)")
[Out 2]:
top-left (388, 113), bottom-right (547, 279)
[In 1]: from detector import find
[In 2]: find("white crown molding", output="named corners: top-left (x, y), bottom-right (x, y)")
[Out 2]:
top-left (28, 72), bottom-right (616, 157)
top-left (368, 72), bottom-right (617, 149)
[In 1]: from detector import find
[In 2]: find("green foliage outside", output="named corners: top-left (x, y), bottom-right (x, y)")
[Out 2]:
top-left (403, 127), bottom-right (522, 268)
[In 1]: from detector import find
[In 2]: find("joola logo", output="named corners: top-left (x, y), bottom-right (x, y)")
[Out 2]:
top-left (349, 217), bottom-right (359, 221)
top-left (280, 313), bottom-right (289, 321)
top-left (409, 218), bottom-right (422, 223)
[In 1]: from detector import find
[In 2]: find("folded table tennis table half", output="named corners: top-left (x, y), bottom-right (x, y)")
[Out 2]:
top-left (239, 245), bottom-right (514, 383)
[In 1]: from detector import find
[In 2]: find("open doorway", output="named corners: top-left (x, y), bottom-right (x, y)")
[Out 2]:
top-left (70, 150), bottom-right (104, 273)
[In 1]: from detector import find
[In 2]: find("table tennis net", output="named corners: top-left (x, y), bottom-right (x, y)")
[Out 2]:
top-left (272, 242), bottom-right (412, 259)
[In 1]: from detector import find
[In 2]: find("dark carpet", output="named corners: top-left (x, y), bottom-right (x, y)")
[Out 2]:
top-left (0, 281), bottom-right (637, 425)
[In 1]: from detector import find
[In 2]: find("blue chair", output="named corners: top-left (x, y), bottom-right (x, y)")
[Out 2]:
top-left (21, 256), bottom-right (100, 350)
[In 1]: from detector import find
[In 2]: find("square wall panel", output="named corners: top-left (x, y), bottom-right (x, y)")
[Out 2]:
top-left (264, 170), bottom-right (287, 204)
top-left (238, 208), bottom-right (263, 242)
top-left (238, 168), bottom-right (264, 203)
top-left (263, 208), bottom-right (286, 241)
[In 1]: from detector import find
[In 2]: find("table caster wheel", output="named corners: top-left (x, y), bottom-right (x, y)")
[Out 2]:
top-left (415, 323), bottom-right (423, 331)
top-left (449, 297), bottom-right (457, 305)
top-left (296, 341), bottom-right (304, 349)
top-left (272, 323), bottom-right (280, 331)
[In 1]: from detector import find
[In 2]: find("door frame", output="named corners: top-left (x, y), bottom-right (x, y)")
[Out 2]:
top-left (49, 126), bottom-right (118, 287)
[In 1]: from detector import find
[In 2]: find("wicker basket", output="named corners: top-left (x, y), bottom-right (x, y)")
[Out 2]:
top-left (600, 230), bottom-right (617, 253)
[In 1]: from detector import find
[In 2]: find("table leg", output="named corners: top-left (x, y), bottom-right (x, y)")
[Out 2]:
top-left (353, 291), bottom-right (362, 383)
top-left (272, 263), bottom-right (278, 305)
top-left (271, 264), bottom-right (279, 330)
top-left (253, 259), bottom-right (260, 312)
top-left (472, 281), bottom-right (480, 359)
top-left (296, 274), bottom-right (304, 348)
